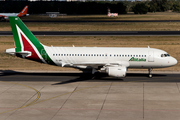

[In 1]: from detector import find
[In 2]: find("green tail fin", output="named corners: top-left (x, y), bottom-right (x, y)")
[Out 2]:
top-left (9, 16), bottom-right (43, 52)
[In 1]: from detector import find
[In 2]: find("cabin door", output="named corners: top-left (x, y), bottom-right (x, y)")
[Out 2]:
top-left (148, 51), bottom-right (154, 62)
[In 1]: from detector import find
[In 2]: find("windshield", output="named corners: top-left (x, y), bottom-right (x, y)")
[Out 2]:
top-left (161, 54), bottom-right (170, 57)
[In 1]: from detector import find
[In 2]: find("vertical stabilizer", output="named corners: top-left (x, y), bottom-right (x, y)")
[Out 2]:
top-left (17, 6), bottom-right (28, 17)
top-left (9, 16), bottom-right (42, 52)
top-left (8, 16), bottom-right (53, 64)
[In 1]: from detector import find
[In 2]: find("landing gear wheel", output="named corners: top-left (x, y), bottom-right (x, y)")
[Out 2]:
top-left (149, 74), bottom-right (152, 78)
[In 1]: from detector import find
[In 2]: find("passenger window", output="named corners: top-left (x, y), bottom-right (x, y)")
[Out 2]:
top-left (133, 55), bottom-right (135, 57)
top-left (114, 55), bottom-right (116, 57)
top-left (69, 54), bottom-right (71, 56)
top-left (64, 54), bottom-right (66, 56)
top-left (67, 54), bottom-right (68, 56)
top-left (61, 54), bottom-right (63, 56)
top-left (72, 54), bottom-right (74, 56)
top-left (139, 55), bottom-right (141, 57)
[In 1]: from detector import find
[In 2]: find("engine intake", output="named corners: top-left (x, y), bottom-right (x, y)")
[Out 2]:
top-left (106, 66), bottom-right (126, 77)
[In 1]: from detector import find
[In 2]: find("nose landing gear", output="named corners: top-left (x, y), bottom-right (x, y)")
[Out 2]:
top-left (148, 68), bottom-right (153, 78)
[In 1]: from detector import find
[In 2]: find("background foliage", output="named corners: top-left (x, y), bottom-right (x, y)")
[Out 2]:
top-left (1, 0), bottom-right (180, 15)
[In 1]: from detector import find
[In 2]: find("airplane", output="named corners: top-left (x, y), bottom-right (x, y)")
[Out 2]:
top-left (5, 16), bottom-right (177, 78)
top-left (0, 6), bottom-right (29, 20)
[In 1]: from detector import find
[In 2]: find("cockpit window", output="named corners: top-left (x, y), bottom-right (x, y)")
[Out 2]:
top-left (161, 54), bottom-right (170, 57)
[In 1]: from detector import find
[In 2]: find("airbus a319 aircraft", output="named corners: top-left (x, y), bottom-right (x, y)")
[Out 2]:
top-left (6, 17), bottom-right (177, 78)
top-left (0, 6), bottom-right (29, 20)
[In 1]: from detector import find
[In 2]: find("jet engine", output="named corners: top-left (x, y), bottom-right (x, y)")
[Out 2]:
top-left (106, 66), bottom-right (127, 77)
top-left (4, 17), bottom-right (9, 19)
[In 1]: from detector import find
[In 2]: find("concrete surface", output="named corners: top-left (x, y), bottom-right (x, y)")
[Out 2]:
top-left (0, 71), bottom-right (180, 120)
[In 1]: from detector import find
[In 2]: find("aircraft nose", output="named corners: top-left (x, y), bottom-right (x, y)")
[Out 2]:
top-left (170, 57), bottom-right (177, 66)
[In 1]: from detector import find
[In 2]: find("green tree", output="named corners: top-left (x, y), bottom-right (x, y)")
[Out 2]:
top-left (173, 1), bottom-right (180, 12)
top-left (123, 1), bottom-right (133, 12)
top-left (132, 2), bottom-right (148, 14)
top-left (148, 1), bottom-right (157, 12)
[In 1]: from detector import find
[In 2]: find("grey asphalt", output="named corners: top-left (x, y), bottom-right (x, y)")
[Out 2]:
top-left (0, 70), bottom-right (180, 82)
top-left (20, 20), bottom-right (180, 22)
top-left (1, 31), bottom-right (180, 36)
top-left (1, 71), bottom-right (180, 120)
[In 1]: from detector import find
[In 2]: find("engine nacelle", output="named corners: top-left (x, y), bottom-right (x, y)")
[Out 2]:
top-left (106, 66), bottom-right (127, 77)
top-left (4, 17), bottom-right (9, 19)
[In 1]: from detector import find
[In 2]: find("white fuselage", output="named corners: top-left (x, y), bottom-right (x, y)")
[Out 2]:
top-left (0, 13), bottom-right (29, 19)
top-left (0, 13), bottom-right (19, 16)
top-left (44, 46), bottom-right (177, 69)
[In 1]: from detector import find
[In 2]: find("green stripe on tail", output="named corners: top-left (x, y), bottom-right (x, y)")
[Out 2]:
top-left (9, 16), bottom-right (55, 65)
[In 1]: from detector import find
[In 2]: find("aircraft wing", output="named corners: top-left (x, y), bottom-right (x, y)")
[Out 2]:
top-left (67, 61), bottom-right (129, 69)
top-left (72, 62), bottom-right (129, 77)
top-left (73, 62), bottom-right (105, 69)
top-left (0, 15), bottom-right (8, 20)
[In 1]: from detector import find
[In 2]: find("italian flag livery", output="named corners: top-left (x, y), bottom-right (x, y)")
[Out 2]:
top-left (8, 17), bottom-right (55, 65)
top-left (6, 17), bottom-right (177, 78)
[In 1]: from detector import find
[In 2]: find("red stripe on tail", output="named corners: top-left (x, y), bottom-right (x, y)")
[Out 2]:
top-left (21, 33), bottom-right (41, 61)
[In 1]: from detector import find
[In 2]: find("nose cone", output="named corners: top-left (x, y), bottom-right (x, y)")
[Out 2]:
top-left (170, 57), bottom-right (177, 66)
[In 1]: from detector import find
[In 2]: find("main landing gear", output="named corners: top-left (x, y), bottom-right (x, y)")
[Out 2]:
top-left (148, 68), bottom-right (153, 78)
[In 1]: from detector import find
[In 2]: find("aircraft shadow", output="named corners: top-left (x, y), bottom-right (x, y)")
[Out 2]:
top-left (0, 70), bottom-right (176, 85)
top-left (0, 70), bottom-right (166, 78)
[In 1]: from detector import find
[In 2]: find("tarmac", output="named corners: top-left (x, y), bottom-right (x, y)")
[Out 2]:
top-left (1, 31), bottom-right (180, 36)
top-left (0, 70), bottom-right (180, 120)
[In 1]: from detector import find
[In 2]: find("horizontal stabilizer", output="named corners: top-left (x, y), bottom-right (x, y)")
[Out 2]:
top-left (5, 48), bottom-right (15, 55)
top-left (16, 51), bottom-right (31, 57)
top-left (5, 48), bottom-right (31, 58)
